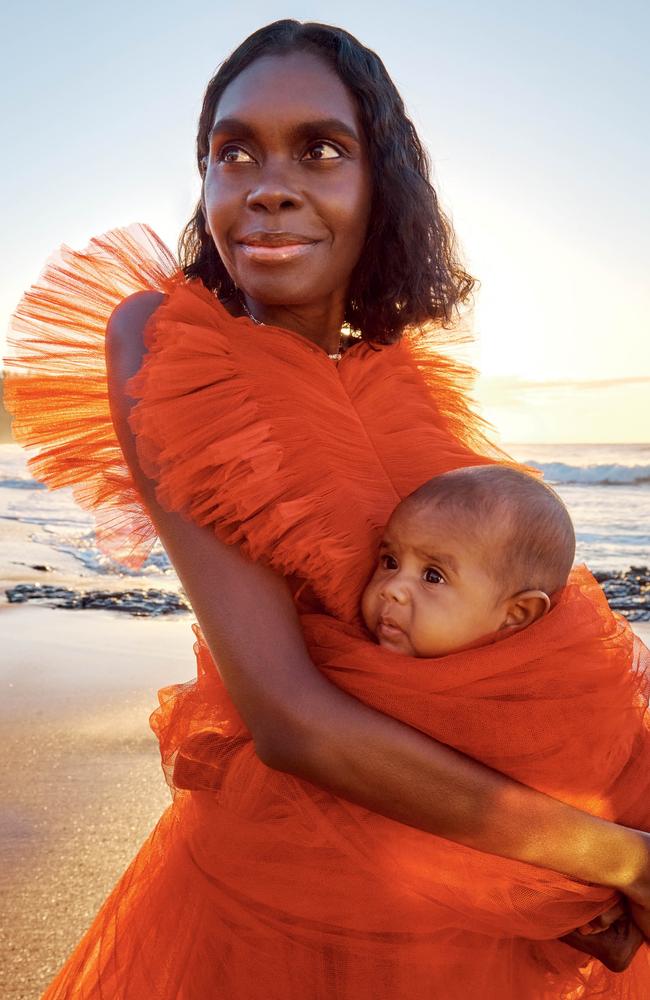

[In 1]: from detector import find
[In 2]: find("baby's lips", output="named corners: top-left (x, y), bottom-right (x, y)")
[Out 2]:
top-left (377, 618), bottom-right (407, 639)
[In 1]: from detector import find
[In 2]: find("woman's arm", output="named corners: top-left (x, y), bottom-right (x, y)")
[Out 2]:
top-left (107, 293), bottom-right (650, 924)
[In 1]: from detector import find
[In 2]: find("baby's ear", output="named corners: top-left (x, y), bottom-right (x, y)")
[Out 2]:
top-left (499, 590), bottom-right (551, 633)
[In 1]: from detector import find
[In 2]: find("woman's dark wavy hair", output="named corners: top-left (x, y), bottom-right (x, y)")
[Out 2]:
top-left (179, 19), bottom-right (476, 343)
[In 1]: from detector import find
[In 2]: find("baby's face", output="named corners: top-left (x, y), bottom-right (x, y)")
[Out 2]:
top-left (361, 502), bottom-right (509, 657)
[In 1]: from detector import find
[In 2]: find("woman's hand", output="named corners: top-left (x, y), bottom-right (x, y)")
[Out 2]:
top-left (630, 902), bottom-right (650, 942)
top-left (560, 903), bottom-right (644, 972)
top-left (597, 828), bottom-right (650, 940)
top-left (625, 838), bottom-right (650, 940)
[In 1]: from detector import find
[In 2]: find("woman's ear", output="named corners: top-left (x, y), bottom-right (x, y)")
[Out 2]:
top-left (499, 590), bottom-right (551, 634)
top-left (198, 159), bottom-right (211, 236)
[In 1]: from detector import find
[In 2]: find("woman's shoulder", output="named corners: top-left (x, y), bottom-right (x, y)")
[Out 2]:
top-left (106, 290), bottom-right (166, 386)
top-left (110, 289), bottom-right (166, 333)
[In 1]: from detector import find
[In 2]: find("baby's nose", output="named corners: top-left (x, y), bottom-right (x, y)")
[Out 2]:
top-left (380, 577), bottom-right (411, 603)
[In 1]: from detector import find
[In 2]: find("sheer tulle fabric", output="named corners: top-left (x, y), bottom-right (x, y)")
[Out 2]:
top-left (3, 225), bottom-right (178, 568)
top-left (125, 276), bottom-right (501, 621)
top-left (4, 227), bottom-right (650, 998)
top-left (155, 572), bottom-right (650, 999)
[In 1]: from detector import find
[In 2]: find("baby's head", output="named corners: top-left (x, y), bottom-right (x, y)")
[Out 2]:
top-left (361, 465), bottom-right (575, 657)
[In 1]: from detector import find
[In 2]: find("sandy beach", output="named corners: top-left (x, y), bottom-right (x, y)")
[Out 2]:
top-left (0, 604), bottom-right (195, 1000)
top-left (1, 599), bottom-right (649, 1000)
top-left (1, 438), bottom-right (649, 998)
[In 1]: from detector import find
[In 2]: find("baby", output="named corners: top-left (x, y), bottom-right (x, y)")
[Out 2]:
top-left (362, 464), bottom-right (574, 658)
top-left (362, 463), bottom-right (642, 971)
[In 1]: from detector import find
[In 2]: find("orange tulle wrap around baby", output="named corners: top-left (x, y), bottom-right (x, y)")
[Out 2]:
top-left (4, 225), bottom-right (650, 999)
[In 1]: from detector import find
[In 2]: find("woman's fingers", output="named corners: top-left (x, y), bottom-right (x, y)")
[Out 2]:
top-left (577, 901), bottom-right (626, 935)
top-left (560, 915), bottom-right (644, 972)
top-left (629, 901), bottom-right (650, 942)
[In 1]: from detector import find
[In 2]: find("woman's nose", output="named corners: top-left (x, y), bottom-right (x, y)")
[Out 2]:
top-left (246, 164), bottom-right (304, 213)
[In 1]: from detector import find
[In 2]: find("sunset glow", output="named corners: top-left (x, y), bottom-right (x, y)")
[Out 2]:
top-left (1, 1), bottom-right (647, 444)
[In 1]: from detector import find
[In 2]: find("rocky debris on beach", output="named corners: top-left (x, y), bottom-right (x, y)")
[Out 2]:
top-left (5, 583), bottom-right (191, 617)
top-left (4, 567), bottom-right (650, 621)
top-left (593, 566), bottom-right (650, 622)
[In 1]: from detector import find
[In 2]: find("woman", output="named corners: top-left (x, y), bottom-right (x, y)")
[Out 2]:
top-left (5, 19), bottom-right (650, 999)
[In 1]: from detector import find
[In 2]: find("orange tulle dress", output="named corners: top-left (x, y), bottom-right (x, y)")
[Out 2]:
top-left (4, 225), bottom-right (650, 999)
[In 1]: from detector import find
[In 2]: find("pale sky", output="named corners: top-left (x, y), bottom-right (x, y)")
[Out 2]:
top-left (1, 0), bottom-right (648, 443)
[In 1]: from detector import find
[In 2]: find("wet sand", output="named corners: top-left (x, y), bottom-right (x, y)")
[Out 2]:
top-left (1, 603), bottom-right (649, 1000)
top-left (0, 606), bottom-right (195, 1000)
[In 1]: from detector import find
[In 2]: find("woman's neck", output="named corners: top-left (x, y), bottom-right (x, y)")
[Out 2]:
top-left (234, 293), bottom-right (347, 356)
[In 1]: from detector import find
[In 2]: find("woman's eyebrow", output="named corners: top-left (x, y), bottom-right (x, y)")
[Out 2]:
top-left (209, 116), bottom-right (361, 144)
top-left (209, 117), bottom-right (256, 142)
top-left (291, 118), bottom-right (361, 143)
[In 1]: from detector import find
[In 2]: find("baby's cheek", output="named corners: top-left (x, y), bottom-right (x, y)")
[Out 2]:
top-left (409, 610), bottom-right (444, 658)
top-left (360, 582), bottom-right (377, 631)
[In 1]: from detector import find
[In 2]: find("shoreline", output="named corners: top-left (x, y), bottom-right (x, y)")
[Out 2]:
top-left (4, 563), bottom-right (650, 622)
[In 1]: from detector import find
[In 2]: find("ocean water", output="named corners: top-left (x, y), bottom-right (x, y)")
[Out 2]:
top-left (506, 443), bottom-right (650, 571)
top-left (1, 442), bottom-right (648, 580)
top-left (0, 443), bottom-right (174, 580)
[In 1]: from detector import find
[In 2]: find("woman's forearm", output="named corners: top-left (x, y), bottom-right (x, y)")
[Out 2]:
top-left (106, 296), bottom-right (650, 902)
top-left (151, 497), bottom-right (650, 896)
top-left (178, 520), bottom-right (646, 889)
top-left (129, 475), bottom-right (650, 896)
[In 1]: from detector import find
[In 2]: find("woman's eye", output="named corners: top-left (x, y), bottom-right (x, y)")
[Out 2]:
top-left (218, 145), bottom-right (255, 164)
top-left (380, 554), bottom-right (398, 570)
top-left (303, 141), bottom-right (342, 161)
top-left (424, 568), bottom-right (444, 584)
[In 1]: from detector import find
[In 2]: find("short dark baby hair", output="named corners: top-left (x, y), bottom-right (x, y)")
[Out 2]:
top-left (407, 466), bottom-right (576, 596)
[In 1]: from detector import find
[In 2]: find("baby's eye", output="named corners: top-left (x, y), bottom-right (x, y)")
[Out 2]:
top-left (303, 141), bottom-right (342, 161)
top-left (423, 567), bottom-right (445, 584)
top-left (218, 145), bottom-right (255, 164)
top-left (380, 553), bottom-right (398, 570)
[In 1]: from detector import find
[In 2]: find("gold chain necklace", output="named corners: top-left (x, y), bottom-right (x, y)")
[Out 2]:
top-left (239, 298), bottom-right (343, 361)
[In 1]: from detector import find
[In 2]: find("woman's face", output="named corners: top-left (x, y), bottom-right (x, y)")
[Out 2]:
top-left (202, 51), bottom-right (372, 313)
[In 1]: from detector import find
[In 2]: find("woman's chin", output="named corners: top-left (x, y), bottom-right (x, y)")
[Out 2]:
top-left (235, 274), bottom-right (322, 308)
top-left (229, 248), bottom-right (341, 309)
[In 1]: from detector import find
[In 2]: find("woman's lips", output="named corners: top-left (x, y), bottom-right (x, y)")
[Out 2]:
top-left (236, 242), bottom-right (319, 263)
